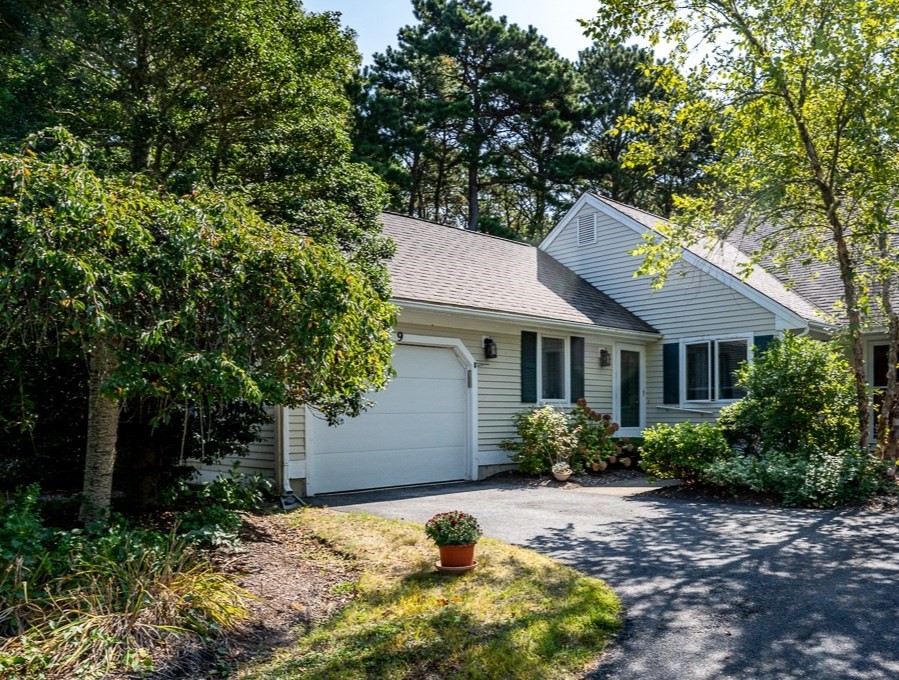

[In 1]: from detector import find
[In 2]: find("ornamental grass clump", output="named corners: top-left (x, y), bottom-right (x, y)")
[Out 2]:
top-left (424, 511), bottom-right (482, 546)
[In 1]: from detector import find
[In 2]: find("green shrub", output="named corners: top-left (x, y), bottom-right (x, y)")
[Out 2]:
top-left (705, 448), bottom-right (886, 507)
top-left (725, 334), bottom-right (857, 453)
top-left (500, 406), bottom-right (578, 474)
top-left (640, 422), bottom-right (730, 482)
top-left (176, 504), bottom-right (244, 548)
top-left (163, 465), bottom-right (274, 511)
top-left (707, 334), bottom-right (884, 507)
top-left (0, 486), bottom-right (251, 677)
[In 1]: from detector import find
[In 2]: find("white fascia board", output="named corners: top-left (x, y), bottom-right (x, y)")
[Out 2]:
top-left (393, 299), bottom-right (661, 342)
top-left (549, 194), bottom-right (811, 332)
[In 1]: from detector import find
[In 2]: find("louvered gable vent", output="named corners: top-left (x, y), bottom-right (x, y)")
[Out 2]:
top-left (577, 212), bottom-right (596, 246)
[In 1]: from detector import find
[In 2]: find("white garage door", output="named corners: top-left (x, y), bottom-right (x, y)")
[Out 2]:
top-left (309, 343), bottom-right (469, 494)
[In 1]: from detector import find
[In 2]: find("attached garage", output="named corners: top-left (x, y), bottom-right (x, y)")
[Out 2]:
top-left (305, 338), bottom-right (476, 495)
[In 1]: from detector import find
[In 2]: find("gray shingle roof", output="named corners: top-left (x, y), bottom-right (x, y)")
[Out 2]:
top-left (380, 212), bottom-right (657, 334)
top-left (588, 194), bottom-right (832, 324)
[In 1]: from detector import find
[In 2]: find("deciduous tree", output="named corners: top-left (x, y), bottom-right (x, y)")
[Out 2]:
top-left (0, 131), bottom-right (396, 519)
top-left (589, 0), bottom-right (899, 455)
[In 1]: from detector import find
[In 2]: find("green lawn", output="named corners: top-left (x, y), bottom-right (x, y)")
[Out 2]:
top-left (237, 508), bottom-right (620, 680)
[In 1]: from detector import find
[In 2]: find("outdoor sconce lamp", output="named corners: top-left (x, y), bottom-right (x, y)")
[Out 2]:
top-left (483, 337), bottom-right (498, 359)
top-left (599, 347), bottom-right (611, 367)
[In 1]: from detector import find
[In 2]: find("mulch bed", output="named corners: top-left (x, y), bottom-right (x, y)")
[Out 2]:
top-left (135, 510), bottom-right (359, 679)
top-left (488, 468), bottom-right (647, 488)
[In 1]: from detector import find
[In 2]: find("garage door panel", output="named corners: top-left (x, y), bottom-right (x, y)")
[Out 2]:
top-left (314, 446), bottom-right (467, 494)
top-left (314, 412), bottom-right (467, 455)
top-left (392, 344), bottom-right (463, 379)
top-left (366, 377), bottom-right (466, 413)
top-left (310, 343), bottom-right (470, 494)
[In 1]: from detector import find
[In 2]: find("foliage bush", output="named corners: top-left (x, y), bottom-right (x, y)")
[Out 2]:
top-left (706, 334), bottom-right (886, 506)
top-left (162, 467), bottom-right (274, 547)
top-left (0, 485), bottom-right (251, 677)
top-left (703, 448), bottom-right (886, 507)
top-left (640, 422), bottom-right (730, 482)
top-left (722, 334), bottom-right (858, 454)
top-left (500, 406), bottom-right (578, 474)
top-left (570, 399), bottom-right (635, 470)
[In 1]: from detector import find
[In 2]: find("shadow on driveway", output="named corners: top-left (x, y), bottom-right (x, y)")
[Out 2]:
top-left (314, 482), bottom-right (899, 679)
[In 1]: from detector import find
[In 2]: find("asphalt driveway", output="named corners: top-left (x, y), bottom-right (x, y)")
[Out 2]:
top-left (315, 480), bottom-right (899, 679)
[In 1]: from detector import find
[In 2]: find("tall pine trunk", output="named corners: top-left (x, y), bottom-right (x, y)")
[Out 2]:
top-left (79, 342), bottom-right (122, 523)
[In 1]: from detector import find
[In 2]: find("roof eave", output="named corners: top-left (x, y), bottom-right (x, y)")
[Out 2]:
top-left (393, 298), bottom-right (661, 341)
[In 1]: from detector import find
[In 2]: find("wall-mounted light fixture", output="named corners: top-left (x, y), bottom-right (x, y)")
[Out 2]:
top-left (599, 347), bottom-right (611, 368)
top-left (483, 337), bottom-right (498, 360)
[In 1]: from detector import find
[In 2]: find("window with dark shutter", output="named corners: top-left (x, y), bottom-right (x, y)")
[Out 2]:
top-left (570, 337), bottom-right (585, 403)
top-left (754, 335), bottom-right (774, 357)
top-left (521, 331), bottom-right (537, 403)
top-left (663, 342), bottom-right (680, 404)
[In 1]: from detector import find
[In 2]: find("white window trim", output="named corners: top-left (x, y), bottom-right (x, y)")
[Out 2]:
top-left (537, 333), bottom-right (570, 405)
top-left (680, 334), bottom-right (754, 404)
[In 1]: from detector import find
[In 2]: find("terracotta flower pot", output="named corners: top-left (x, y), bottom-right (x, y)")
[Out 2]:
top-left (439, 543), bottom-right (476, 568)
top-left (553, 471), bottom-right (572, 482)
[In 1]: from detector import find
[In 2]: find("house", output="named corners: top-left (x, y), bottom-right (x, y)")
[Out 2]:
top-left (203, 193), bottom-right (884, 497)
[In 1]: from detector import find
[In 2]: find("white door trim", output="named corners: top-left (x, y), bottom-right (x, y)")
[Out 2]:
top-left (304, 333), bottom-right (478, 496)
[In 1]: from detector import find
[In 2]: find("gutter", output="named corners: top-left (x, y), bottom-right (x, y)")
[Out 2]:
top-left (394, 299), bottom-right (661, 341)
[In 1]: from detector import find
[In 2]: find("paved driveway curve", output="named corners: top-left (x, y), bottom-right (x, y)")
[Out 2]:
top-left (316, 481), bottom-right (899, 679)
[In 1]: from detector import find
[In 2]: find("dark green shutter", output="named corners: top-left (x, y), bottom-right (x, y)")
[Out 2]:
top-left (754, 335), bottom-right (774, 358)
top-left (521, 331), bottom-right (537, 403)
top-left (570, 336), bottom-right (585, 403)
top-left (663, 342), bottom-right (680, 404)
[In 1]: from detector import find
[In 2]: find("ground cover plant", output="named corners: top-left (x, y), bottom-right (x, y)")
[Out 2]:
top-left (0, 472), bottom-right (273, 677)
top-left (236, 508), bottom-right (621, 680)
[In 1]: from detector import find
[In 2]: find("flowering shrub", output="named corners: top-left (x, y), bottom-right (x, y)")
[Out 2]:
top-left (424, 511), bottom-right (482, 546)
top-left (500, 405), bottom-right (578, 474)
top-left (570, 399), bottom-right (633, 469)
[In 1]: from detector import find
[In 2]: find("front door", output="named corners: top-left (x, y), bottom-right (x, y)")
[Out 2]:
top-left (615, 344), bottom-right (645, 437)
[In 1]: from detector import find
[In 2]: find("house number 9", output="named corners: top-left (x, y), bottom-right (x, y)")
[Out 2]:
top-left (396, 331), bottom-right (404, 342)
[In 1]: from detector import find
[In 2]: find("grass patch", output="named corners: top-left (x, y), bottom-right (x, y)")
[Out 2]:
top-left (236, 508), bottom-right (620, 680)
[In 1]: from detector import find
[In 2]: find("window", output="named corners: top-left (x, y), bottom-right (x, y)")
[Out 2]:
top-left (521, 332), bottom-right (584, 404)
top-left (541, 336), bottom-right (566, 400)
top-left (684, 338), bottom-right (748, 402)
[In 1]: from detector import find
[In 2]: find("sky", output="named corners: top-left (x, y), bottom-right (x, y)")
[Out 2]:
top-left (302, 0), bottom-right (600, 64)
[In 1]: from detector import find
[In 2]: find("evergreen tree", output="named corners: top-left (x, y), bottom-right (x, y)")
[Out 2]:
top-left (355, 0), bottom-right (584, 237)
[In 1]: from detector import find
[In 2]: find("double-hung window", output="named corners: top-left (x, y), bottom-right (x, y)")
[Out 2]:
top-left (540, 336), bottom-right (566, 401)
top-left (683, 338), bottom-right (748, 402)
top-left (520, 331), bottom-right (585, 404)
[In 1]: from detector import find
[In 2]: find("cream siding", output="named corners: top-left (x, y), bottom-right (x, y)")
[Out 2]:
top-left (287, 407), bottom-right (305, 462)
top-left (278, 306), bottom-right (634, 484)
top-left (544, 205), bottom-right (781, 425)
top-left (192, 406), bottom-right (277, 481)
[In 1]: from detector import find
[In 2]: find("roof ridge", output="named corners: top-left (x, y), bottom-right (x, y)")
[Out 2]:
top-left (381, 211), bottom-right (536, 249)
